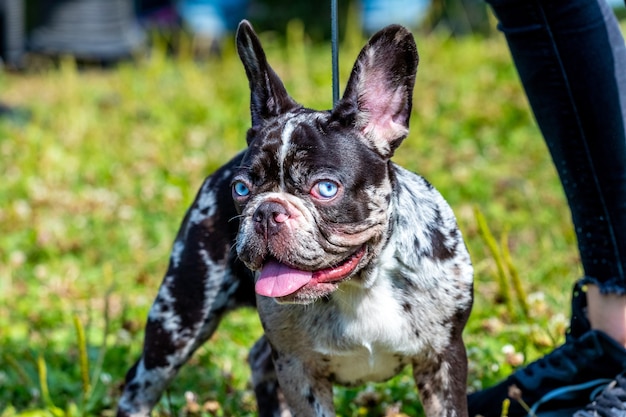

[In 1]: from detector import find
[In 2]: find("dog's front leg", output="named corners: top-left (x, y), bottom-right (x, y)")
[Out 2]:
top-left (413, 335), bottom-right (469, 417)
top-left (117, 154), bottom-right (257, 417)
top-left (249, 336), bottom-right (293, 417)
top-left (272, 351), bottom-right (335, 417)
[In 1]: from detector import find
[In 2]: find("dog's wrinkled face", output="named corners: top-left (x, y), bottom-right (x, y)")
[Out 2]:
top-left (233, 21), bottom-right (418, 304)
top-left (232, 110), bottom-right (392, 303)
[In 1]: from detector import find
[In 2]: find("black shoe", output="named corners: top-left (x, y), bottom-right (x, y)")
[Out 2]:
top-left (468, 281), bottom-right (626, 417)
top-left (574, 373), bottom-right (626, 417)
top-left (468, 330), bottom-right (626, 417)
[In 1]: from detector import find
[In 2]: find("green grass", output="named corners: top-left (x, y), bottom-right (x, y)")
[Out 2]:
top-left (0, 21), bottom-right (589, 416)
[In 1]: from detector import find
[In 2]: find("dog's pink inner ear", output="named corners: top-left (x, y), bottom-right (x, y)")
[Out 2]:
top-left (356, 69), bottom-right (410, 156)
top-left (360, 85), bottom-right (409, 140)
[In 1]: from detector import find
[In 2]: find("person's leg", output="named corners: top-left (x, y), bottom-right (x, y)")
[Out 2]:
top-left (469, 0), bottom-right (626, 416)
top-left (491, 0), bottom-right (626, 292)
top-left (588, 285), bottom-right (626, 346)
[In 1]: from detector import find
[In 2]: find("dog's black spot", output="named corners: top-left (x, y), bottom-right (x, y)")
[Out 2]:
top-left (126, 381), bottom-right (140, 397)
top-left (455, 291), bottom-right (465, 302)
top-left (417, 382), bottom-right (433, 402)
top-left (307, 389), bottom-right (316, 405)
top-left (421, 176), bottom-right (435, 190)
top-left (123, 361), bottom-right (138, 386)
top-left (143, 319), bottom-right (178, 369)
top-left (440, 314), bottom-right (452, 327)
top-left (392, 271), bottom-right (416, 292)
top-left (402, 302), bottom-right (412, 313)
top-left (413, 237), bottom-right (422, 252)
top-left (165, 249), bottom-right (212, 330)
top-left (397, 216), bottom-right (408, 229)
top-left (429, 227), bottom-right (457, 260)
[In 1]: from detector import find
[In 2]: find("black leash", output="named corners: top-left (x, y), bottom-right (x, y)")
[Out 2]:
top-left (331, 0), bottom-right (340, 105)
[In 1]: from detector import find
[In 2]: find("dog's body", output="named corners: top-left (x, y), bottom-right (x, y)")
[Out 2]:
top-left (117, 21), bottom-right (473, 417)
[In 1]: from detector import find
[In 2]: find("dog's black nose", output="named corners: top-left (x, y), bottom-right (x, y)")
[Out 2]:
top-left (253, 201), bottom-right (290, 237)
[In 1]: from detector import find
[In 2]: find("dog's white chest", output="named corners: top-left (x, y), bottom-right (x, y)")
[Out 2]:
top-left (310, 278), bottom-right (425, 384)
top-left (322, 342), bottom-right (410, 385)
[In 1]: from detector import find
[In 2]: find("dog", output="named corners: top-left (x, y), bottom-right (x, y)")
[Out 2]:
top-left (117, 20), bottom-right (473, 417)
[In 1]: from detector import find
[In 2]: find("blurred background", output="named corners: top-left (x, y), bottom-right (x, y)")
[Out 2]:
top-left (1, 0), bottom-right (625, 67)
top-left (9, 0), bottom-right (625, 68)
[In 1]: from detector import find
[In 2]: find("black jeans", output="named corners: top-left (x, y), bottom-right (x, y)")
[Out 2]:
top-left (485, 0), bottom-right (626, 293)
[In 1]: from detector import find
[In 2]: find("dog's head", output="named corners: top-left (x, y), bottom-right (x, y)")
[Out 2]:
top-left (232, 20), bottom-right (418, 304)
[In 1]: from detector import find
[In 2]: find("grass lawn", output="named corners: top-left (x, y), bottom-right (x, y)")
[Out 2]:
top-left (0, 18), bottom-right (596, 417)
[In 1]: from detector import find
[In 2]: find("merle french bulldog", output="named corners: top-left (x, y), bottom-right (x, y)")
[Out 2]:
top-left (117, 20), bottom-right (473, 417)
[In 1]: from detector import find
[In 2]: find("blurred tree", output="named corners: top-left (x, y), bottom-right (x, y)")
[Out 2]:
top-left (424, 0), bottom-right (492, 36)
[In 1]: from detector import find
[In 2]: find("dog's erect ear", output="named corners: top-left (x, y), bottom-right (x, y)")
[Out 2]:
top-left (332, 25), bottom-right (418, 159)
top-left (236, 20), bottom-right (299, 128)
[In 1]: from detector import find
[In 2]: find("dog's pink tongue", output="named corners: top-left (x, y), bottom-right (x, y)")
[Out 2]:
top-left (256, 260), bottom-right (312, 297)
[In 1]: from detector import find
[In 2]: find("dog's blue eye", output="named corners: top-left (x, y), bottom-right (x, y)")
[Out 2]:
top-left (233, 181), bottom-right (250, 197)
top-left (315, 181), bottom-right (338, 198)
